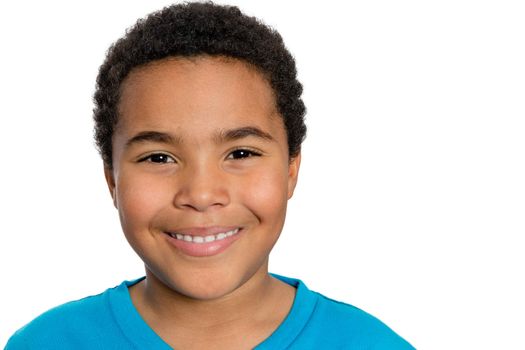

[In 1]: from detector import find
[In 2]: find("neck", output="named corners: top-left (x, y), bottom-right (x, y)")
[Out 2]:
top-left (140, 265), bottom-right (274, 327)
top-left (128, 263), bottom-right (295, 349)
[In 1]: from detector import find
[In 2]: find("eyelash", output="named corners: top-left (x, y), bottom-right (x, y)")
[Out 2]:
top-left (138, 153), bottom-right (176, 164)
top-left (138, 148), bottom-right (262, 164)
top-left (226, 148), bottom-right (262, 160)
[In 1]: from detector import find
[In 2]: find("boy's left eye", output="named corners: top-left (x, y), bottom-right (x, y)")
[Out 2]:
top-left (227, 149), bottom-right (261, 160)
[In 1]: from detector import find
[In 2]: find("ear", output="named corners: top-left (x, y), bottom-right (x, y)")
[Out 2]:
top-left (287, 152), bottom-right (301, 199)
top-left (104, 166), bottom-right (118, 209)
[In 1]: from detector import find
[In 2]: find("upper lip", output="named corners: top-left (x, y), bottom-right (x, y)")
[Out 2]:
top-left (165, 226), bottom-right (241, 236)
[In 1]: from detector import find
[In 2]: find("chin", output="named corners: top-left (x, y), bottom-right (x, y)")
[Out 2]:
top-left (149, 267), bottom-right (250, 301)
top-left (181, 278), bottom-right (249, 301)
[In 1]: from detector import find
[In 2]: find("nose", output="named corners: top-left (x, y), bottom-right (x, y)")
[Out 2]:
top-left (173, 164), bottom-right (230, 212)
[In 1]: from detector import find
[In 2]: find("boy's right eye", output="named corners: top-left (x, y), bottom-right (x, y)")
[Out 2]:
top-left (138, 153), bottom-right (176, 164)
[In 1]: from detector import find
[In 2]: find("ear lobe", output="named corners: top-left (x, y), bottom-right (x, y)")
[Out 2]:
top-left (103, 166), bottom-right (118, 209)
top-left (287, 152), bottom-right (301, 199)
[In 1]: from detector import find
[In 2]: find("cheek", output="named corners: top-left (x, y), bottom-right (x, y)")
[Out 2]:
top-left (240, 166), bottom-right (289, 225)
top-left (115, 173), bottom-right (171, 235)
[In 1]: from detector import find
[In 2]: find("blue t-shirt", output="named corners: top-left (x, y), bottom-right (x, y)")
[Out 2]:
top-left (5, 275), bottom-right (414, 349)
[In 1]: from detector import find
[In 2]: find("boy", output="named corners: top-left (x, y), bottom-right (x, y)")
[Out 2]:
top-left (6, 2), bottom-right (414, 349)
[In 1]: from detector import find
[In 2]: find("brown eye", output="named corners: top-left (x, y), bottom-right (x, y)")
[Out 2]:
top-left (139, 153), bottom-right (175, 164)
top-left (227, 149), bottom-right (261, 160)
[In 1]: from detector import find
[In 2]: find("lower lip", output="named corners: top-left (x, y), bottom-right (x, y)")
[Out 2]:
top-left (165, 230), bottom-right (242, 257)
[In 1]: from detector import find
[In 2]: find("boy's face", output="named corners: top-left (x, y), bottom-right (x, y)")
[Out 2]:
top-left (105, 57), bottom-right (300, 300)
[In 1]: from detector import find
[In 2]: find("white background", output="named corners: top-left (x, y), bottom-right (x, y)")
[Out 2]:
top-left (1, 1), bottom-right (524, 349)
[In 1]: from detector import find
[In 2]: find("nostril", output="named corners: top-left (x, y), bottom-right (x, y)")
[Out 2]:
top-left (173, 185), bottom-right (230, 211)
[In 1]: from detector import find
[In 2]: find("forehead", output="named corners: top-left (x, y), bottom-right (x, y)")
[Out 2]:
top-left (116, 56), bottom-right (282, 138)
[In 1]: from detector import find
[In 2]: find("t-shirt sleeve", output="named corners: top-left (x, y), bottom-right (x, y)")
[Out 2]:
top-left (370, 329), bottom-right (416, 349)
top-left (4, 331), bottom-right (29, 350)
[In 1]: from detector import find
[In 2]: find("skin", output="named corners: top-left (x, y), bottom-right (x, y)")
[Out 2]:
top-left (104, 56), bottom-right (300, 349)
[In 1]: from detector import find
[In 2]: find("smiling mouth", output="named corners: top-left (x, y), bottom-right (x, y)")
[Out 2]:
top-left (167, 228), bottom-right (240, 244)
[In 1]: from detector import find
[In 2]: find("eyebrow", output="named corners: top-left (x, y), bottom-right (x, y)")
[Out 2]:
top-left (126, 126), bottom-right (274, 148)
top-left (215, 126), bottom-right (275, 143)
top-left (125, 131), bottom-right (182, 148)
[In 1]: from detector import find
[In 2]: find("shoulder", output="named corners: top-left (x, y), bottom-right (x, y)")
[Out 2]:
top-left (308, 291), bottom-right (415, 349)
top-left (314, 292), bottom-right (388, 329)
top-left (271, 274), bottom-right (415, 350)
top-left (5, 281), bottom-right (128, 350)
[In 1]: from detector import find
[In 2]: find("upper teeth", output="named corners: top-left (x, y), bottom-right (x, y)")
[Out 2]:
top-left (171, 228), bottom-right (239, 244)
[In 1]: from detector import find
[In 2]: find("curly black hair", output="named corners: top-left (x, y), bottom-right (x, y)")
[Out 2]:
top-left (93, 1), bottom-right (306, 168)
